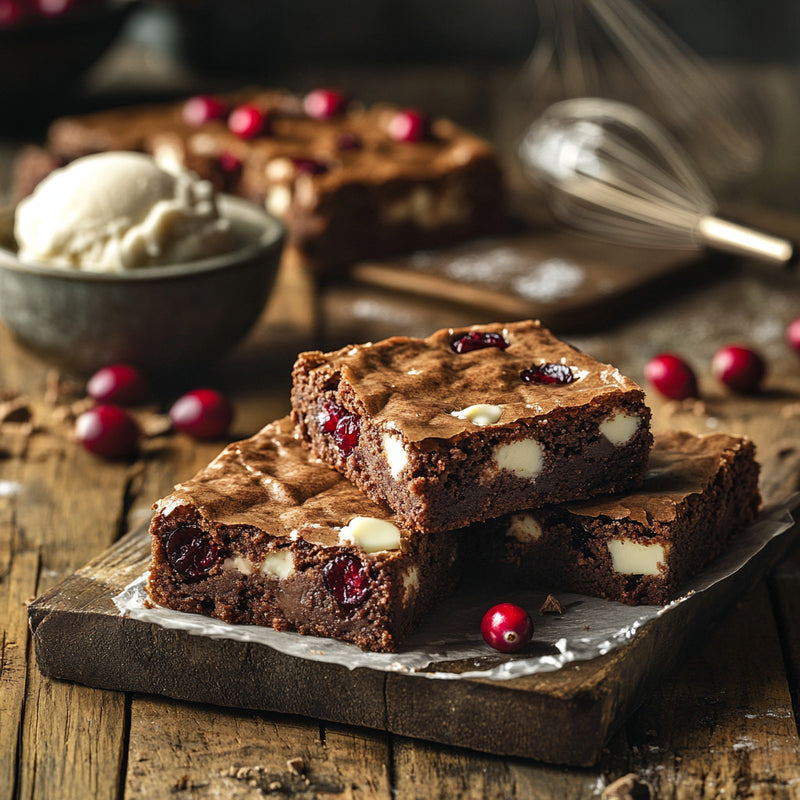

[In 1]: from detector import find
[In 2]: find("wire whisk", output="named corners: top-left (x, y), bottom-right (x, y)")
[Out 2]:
top-left (519, 97), bottom-right (794, 265)
top-left (525, 0), bottom-right (768, 184)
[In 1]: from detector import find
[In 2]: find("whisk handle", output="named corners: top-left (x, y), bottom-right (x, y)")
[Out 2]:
top-left (697, 216), bottom-right (796, 266)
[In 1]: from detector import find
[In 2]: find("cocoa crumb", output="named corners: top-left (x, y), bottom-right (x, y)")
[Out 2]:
top-left (539, 594), bottom-right (564, 615)
top-left (286, 756), bottom-right (305, 775)
top-left (602, 773), bottom-right (652, 800)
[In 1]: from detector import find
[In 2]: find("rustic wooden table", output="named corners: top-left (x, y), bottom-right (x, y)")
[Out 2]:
top-left (3, 46), bottom-right (800, 799)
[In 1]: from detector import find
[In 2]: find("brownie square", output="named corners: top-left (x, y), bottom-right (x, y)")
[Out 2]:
top-left (16, 88), bottom-right (506, 274)
top-left (472, 430), bottom-right (761, 605)
top-left (146, 417), bottom-right (461, 653)
top-left (291, 319), bottom-right (653, 533)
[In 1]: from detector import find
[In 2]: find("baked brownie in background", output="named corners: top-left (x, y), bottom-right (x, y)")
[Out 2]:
top-left (468, 430), bottom-right (761, 605)
top-left (291, 319), bottom-right (653, 533)
top-left (12, 88), bottom-right (506, 275)
top-left (146, 417), bottom-right (462, 653)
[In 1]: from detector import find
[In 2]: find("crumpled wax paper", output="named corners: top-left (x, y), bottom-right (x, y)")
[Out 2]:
top-left (113, 498), bottom-right (796, 681)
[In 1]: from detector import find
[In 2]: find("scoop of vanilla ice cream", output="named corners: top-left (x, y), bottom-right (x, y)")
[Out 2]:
top-left (14, 152), bottom-right (233, 271)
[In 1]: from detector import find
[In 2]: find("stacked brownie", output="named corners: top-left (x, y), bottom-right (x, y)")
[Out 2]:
top-left (12, 88), bottom-right (506, 275)
top-left (147, 320), bottom-right (761, 652)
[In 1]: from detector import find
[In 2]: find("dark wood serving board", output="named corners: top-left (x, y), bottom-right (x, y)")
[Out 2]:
top-left (28, 502), bottom-right (797, 767)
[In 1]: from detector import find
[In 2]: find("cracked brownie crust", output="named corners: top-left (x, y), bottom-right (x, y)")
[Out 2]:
top-left (291, 319), bottom-right (653, 532)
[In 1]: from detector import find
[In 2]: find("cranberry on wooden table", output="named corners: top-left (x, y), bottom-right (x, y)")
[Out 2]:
top-left (169, 389), bottom-right (234, 440)
top-left (787, 318), bottom-right (800, 354)
top-left (711, 345), bottom-right (766, 394)
top-left (75, 404), bottom-right (140, 459)
top-left (644, 353), bottom-right (698, 400)
top-left (481, 603), bottom-right (533, 653)
top-left (86, 363), bottom-right (149, 406)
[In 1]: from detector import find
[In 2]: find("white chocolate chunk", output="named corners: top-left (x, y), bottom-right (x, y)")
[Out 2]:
top-left (607, 539), bottom-right (665, 575)
top-left (600, 411), bottom-right (640, 446)
top-left (402, 566), bottom-right (420, 604)
top-left (452, 404), bottom-right (502, 426)
top-left (260, 550), bottom-right (295, 579)
top-left (383, 432), bottom-right (409, 479)
top-left (339, 516), bottom-right (402, 554)
top-left (222, 555), bottom-right (254, 575)
top-left (506, 513), bottom-right (543, 543)
top-left (266, 185), bottom-right (292, 217)
top-left (494, 438), bottom-right (545, 478)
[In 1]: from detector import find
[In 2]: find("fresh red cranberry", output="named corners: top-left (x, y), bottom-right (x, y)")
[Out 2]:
top-left (182, 94), bottom-right (227, 127)
top-left (711, 345), bottom-right (766, 394)
top-left (75, 404), bottom-right (140, 459)
top-left (292, 157), bottom-right (328, 175)
top-left (323, 554), bottom-right (371, 609)
top-left (36, 0), bottom-right (73, 16)
top-left (387, 109), bottom-right (430, 143)
top-left (218, 151), bottom-right (242, 173)
top-left (228, 104), bottom-right (271, 139)
top-left (165, 526), bottom-right (219, 578)
top-left (86, 363), bottom-right (149, 406)
top-left (336, 132), bottom-right (362, 151)
top-left (644, 353), bottom-right (698, 400)
top-left (481, 603), bottom-right (533, 653)
top-left (0, 0), bottom-right (25, 26)
top-left (451, 331), bottom-right (510, 354)
top-left (786, 318), bottom-right (800, 355)
top-left (303, 88), bottom-right (349, 120)
top-left (169, 389), bottom-right (234, 440)
top-left (521, 363), bottom-right (574, 385)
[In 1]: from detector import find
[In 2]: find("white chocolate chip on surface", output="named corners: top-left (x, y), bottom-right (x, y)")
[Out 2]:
top-left (266, 185), bottom-right (292, 217)
top-left (383, 432), bottom-right (409, 479)
top-left (260, 550), bottom-right (295, 579)
top-left (339, 516), bottom-right (402, 554)
top-left (222, 555), bottom-right (255, 575)
top-left (494, 438), bottom-right (545, 479)
top-left (452, 404), bottom-right (503, 426)
top-left (506, 513), bottom-right (543, 543)
top-left (600, 411), bottom-right (641, 445)
top-left (607, 539), bottom-right (666, 575)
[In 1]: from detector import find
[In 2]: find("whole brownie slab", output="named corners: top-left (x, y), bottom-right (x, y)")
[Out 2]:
top-left (471, 430), bottom-right (761, 605)
top-left (291, 319), bottom-right (653, 533)
top-left (147, 417), bottom-right (461, 653)
top-left (14, 88), bottom-right (506, 274)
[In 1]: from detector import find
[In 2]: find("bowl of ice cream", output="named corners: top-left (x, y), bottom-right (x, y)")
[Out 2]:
top-left (0, 152), bottom-right (285, 375)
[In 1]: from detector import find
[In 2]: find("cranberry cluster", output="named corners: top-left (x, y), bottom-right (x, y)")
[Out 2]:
top-left (520, 363), bottom-right (574, 386)
top-left (317, 400), bottom-right (360, 457)
top-left (75, 363), bottom-right (235, 460)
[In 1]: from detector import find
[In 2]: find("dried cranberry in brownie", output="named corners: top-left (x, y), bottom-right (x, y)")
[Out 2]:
top-left (471, 430), bottom-right (760, 605)
top-left (16, 88), bottom-right (506, 274)
top-left (146, 417), bottom-right (461, 653)
top-left (291, 319), bottom-right (653, 533)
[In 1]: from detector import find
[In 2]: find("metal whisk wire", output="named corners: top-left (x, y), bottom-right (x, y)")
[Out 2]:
top-left (520, 97), bottom-right (793, 264)
top-left (526, 0), bottom-right (768, 182)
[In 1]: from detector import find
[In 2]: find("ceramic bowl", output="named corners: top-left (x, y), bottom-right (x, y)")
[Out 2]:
top-left (0, 195), bottom-right (285, 375)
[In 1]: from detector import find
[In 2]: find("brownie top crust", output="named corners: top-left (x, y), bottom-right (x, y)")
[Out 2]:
top-left (46, 88), bottom-right (498, 190)
top-left (560, 429), bottom-right (758, 526)
top-left (154, 416), bottom-right (401, 548)
top-left (294, 319), bottom-right (647, 443)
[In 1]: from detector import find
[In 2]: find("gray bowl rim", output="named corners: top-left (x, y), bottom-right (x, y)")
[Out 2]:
top-left (0, 194), bottom-right (285, 284)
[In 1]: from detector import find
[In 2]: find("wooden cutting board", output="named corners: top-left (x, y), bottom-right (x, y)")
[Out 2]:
top-left (348, 224), bottom-right (713, 333)
top-left (27, 499), bottom-right (797, 767)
